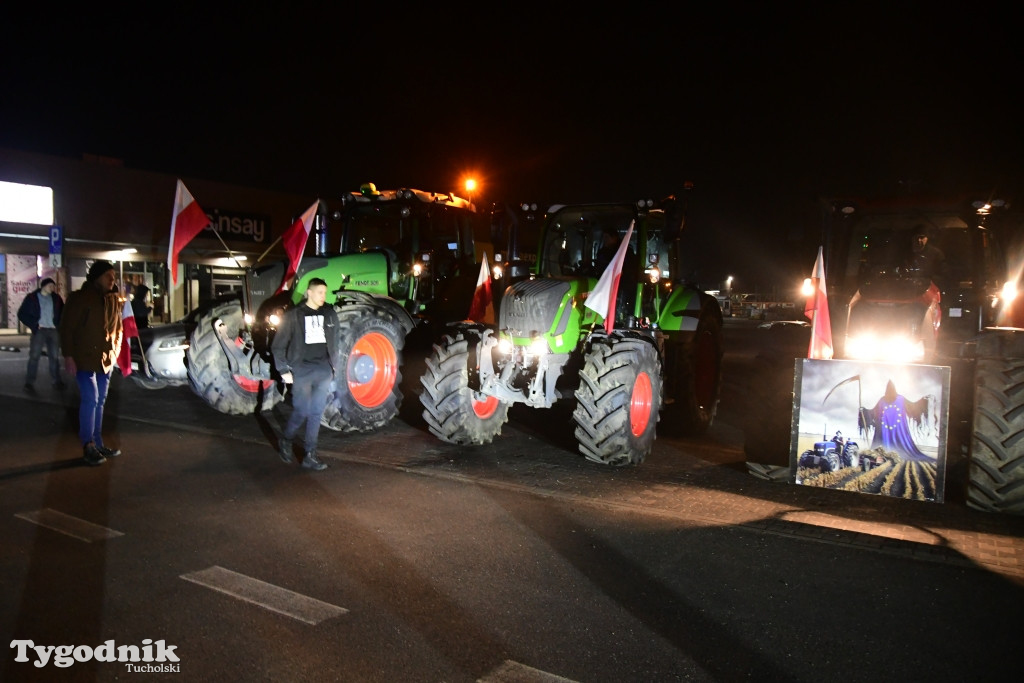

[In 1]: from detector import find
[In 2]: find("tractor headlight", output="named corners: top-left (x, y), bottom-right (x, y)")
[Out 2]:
top-left (646, 266), bottom-right (660, 283)
top-left (244, 313), bottom-right (254, 325)
top-left (1001, 280), bottom-right (1018, 304)
top-left (413, 263), bottom-right (424, 276)
top-left (528, 337), bottom-right (549, 356)
top-left (846, 333), bottom-right (924, 363)
top-left (492, 264), bottom-right (503, 280)
top-left (497, 338), bottom-right (514, 355)
top-left (268, 313), bottom-right (281, 327)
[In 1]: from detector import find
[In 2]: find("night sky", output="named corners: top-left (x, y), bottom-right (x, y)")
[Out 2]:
top-left (2, 5), bottom-right (1020, 290)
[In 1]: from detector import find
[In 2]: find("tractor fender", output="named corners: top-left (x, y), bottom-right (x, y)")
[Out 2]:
top-left (657, 287), bottom-right (722, 335)
top-left (335, 290), bottom-right (416, 335)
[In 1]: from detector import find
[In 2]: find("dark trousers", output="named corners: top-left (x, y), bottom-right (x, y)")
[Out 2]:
top-left (283, 361), bottom-right (333, 451)
top-left (26, 327), bottom-right (61, 384)
top-left (75, 370), bottom-right (111, 448)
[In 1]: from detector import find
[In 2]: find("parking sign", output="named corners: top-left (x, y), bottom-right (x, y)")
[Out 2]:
top-left (49, 225), bottom-right (63, 254)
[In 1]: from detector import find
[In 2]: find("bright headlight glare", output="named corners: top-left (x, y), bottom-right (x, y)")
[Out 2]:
top-left (847, 334), bottom-right (923, 363)
top-left (244, 313), bottom-right (254, 325)
top-left (529, 338), bottom-right (548, 356)
top-left (1001, 280), bottom-right (1018, 304)
top-left (268, 313), bottom-right (281, 326)
top-left (412, 263), bottom-right (423, 276)
top-left (497, 338), bottom-right (513, 355)
top-left (492, 265), bottom-right (503, 279)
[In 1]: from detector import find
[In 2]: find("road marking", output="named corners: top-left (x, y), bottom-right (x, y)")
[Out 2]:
top-left (478, 660), bottom-right (578, 683)
top-left (15, 508), bottom-right (125, 542)
top-left (180, 566), bottom-right (348, 625)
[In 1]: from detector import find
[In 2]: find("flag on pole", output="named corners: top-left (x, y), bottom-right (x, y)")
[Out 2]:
top-left (276, 200), bottom-right (320, 294)
top-left (805, 246), bottom-right (833, 359)
top-left (584, 220), bottom-right (635, 334)
top-left (467, 253), bottom-right (494, 323)
top-left (168, 180), bottom-right (211, 285)
top-left (117, 298), bottom-right (139, 376)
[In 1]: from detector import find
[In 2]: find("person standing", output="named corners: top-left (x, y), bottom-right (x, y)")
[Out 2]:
top-left (18, 277), bottom-right (65, 390)
top-left (59, 260), bottom-right (124, 466)
top-left (131, 283), bottom-right (152, 329)
top-left (271, 278), bottom-right (338, 471)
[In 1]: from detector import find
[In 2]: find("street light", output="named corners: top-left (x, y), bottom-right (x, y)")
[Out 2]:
top-left (464, 178), bottom-right (477, 211)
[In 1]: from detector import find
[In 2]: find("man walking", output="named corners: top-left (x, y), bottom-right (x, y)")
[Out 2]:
top-left (59, 261), bottom-right (124, 466)
top-left (18, 277), bottom-right (65, 390)
top-left (271, 277), bottom-right (339, 471)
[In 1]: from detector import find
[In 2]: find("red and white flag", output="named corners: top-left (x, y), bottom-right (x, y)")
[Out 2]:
top-left (805, 246), bottom-right (833, 359)
top-left (584, 220), bottom-right (635, 333)
top-left (276, 200), bottom-right (320, 294)
top-left (167, 180), bottom-right (211, 285)
top-left (117, 298), bottom-right (139, 376)
top-left (467, 253), bottom-right (494, 323)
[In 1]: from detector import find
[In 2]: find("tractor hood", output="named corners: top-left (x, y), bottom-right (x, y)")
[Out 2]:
top-left (500, 278), bottom-right (574, 337)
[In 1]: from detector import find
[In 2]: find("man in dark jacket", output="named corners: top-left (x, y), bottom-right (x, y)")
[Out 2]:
top-left (59, 261), bottom-right (124, 466)
top-left (18, 277), bottom-right (65, 390)
top-left (270, 277), bottom-right (339, 471)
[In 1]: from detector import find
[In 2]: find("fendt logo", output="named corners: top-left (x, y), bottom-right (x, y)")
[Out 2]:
top-left (10, 639), bottom-right (180, 672)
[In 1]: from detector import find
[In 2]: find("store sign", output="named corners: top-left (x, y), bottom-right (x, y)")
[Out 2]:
top-left (203, 209), bottom-right (269, 244)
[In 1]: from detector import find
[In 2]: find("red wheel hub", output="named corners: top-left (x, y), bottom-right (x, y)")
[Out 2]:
top-left (348, 332), bottom-right (398, 408)
top-left (630, 371), bottom-right (653, 436)
top-left (472, 394), bottom-right (499, 419)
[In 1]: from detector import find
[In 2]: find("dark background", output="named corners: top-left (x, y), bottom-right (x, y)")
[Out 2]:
top-left (2, 4), bottom-right (1020, 290)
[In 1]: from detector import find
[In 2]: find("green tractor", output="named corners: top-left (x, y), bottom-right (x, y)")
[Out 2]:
top-left (419, 196), bottom-right (724, 465)
top-left (186, 184), bottom-right (488, 432)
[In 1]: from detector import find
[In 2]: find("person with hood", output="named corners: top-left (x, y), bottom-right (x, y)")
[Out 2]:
top-left (131, 283), bottom-right (152, 329)
top-left (59, 260), bottom-right (124, 466)
top-left (18, 277), bottom-right (65, 390)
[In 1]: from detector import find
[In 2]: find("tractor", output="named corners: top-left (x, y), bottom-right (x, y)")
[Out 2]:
top-left (185, 184), bottom-right (490, 432)
top-left (744, 193), bottom-right (1024, 514)
top-left (419, 195), bottom-right (724, 465)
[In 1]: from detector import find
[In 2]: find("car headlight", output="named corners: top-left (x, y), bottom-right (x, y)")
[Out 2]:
top-left (157, 336), bottom-right (188, 351)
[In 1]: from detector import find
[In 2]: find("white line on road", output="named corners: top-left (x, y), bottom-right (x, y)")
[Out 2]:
top-left (180, 565), bottom-right (348, 625)
top-left (14, 508), bottom-right (125, 542)
top-left (478, 660), bottom-right (579, 683)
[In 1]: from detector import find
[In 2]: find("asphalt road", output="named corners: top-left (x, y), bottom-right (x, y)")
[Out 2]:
top-left (2, 320), bottom-right (1023, 682)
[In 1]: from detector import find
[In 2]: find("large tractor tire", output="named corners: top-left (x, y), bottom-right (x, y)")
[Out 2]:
top-left (420, 331), bottom-right (510, 445)
top-left (574, 335), bottom-right (662, 466)
top-left (662, 308), bottom-right (723, 435)
top-left (186, 301), bottom-right (282, 414)
top-left (969, 354), bottom-right (1024, 514)
top-left (321, 305), bottom-right (406, 433)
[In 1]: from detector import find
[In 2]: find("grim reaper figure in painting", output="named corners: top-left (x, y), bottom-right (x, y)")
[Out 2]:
top-left (859, 380), bottom-right (936, 461)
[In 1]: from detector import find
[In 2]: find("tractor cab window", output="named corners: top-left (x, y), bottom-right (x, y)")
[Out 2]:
top-left (342, 203), bottom-right (408, 254)
top-left (541, 206), bottom-right (637, 277)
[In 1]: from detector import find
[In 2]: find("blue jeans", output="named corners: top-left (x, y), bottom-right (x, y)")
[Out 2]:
top-left (27, 327), bottom-right (61, 384)
top-left (283, 361), bottom-right (333, 451)
top-left (76, 370), bottom-right (111, 448)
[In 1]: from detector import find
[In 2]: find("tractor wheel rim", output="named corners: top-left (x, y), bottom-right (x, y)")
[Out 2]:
top-left (472, 394), bottom-right (499, 419)
top-left (233, 375), bottom-right (274, 393)
top-left (348, 332), bottom-right (398, 408)
top-left (630, 371), bottom-right (653, 436)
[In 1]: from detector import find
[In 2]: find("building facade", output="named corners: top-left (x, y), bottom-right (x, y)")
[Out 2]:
top-left (0, 147), bottom-right (315, 328)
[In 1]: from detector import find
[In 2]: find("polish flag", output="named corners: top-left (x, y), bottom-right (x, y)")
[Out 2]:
top-left (167, 180), bottom-right (211, 285)
top-left (276, 201), bottom-right (320, 294)
top-left (585, 220), bottom-right (635, 334)
top-left (467, 253), bottom-right (494, 323)
top-left (117, 298), bottom-right (139, 376)
top-left (805, 246), bottom-right (833, 359)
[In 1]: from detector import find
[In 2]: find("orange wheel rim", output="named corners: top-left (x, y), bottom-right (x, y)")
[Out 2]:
top-left (348, 332), bottom-right (398, 408)
top-left (472, 394), bottom-right (499, 419)
top-left (630, 371), bottom-right (653, 436)
top-left (233, 375), bottom-right (275, 393)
